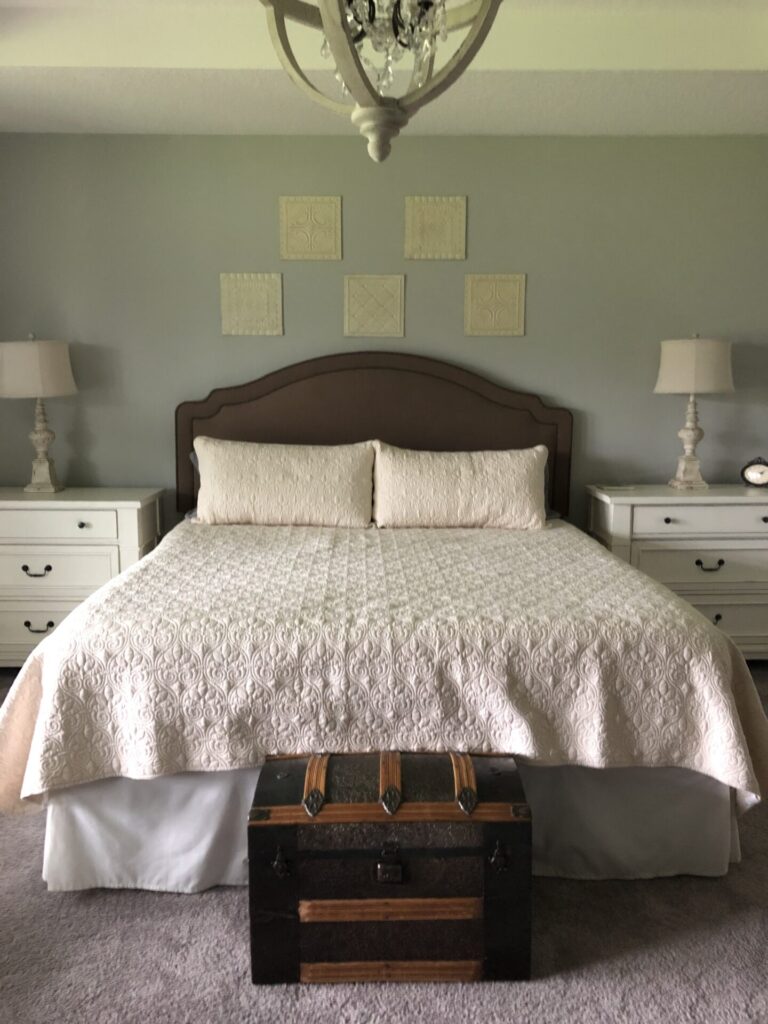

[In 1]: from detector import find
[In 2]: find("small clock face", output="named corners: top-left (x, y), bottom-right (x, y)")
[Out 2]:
top-left (741, 458), bottom-right (768, 487)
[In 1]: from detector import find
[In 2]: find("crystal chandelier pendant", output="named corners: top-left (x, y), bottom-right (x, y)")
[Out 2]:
top-left (260, 0), bottom-right (502, 161)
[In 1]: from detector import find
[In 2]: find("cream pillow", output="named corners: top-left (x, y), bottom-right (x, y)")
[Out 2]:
top-left (194, 437), bottom-right (374, 527)
top-left (373, 441), bottom-right (548, 529)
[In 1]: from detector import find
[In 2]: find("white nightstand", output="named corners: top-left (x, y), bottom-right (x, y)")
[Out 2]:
top-left (587, 485), bottom-right (768, 660)
top-left (0, 487), bottom-right (163, 667)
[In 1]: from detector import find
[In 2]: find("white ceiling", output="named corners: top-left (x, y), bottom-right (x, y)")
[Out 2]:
top-left (0, 1), bottom-right (766, 136)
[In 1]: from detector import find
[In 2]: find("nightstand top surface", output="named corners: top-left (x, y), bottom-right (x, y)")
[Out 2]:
top-left (587, 484), bottom-right (767, 504)
top-left (0, 487), bottom-right (163, 509)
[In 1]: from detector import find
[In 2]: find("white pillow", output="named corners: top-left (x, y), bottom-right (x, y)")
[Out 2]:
top-left (194, 437), bottom-right (374, 527)
top-left (373, 441), bottom-right (548, 530)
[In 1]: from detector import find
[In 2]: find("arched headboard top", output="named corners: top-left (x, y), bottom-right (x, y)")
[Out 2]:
top-left (175, 351), bottom-right (573, 517)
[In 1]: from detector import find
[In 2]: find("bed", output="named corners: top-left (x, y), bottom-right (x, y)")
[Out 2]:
top-left (1, 351), bottom-right (766, 892)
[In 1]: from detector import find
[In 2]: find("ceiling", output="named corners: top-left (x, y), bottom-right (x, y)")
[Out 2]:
top-left (0, 1), bottom-right (766, 136)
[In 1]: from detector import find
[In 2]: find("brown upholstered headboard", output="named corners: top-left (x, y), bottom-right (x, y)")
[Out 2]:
top-left (175, 351), bottom-right (573, 517)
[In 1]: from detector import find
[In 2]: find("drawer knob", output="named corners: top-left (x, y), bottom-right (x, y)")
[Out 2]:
top-left (21, 564), bottom-right (53, 578)
top-left (24, 620), bottom-right (55, 635)
top-left (77, 521), bottom-right (88, 530)
top-left (763, 517), bottom-right (768, 524)
top-left (713, 613), bottom-right (723, 625)
top-left (663, 517), bottom-right (673, 525)
top-left (695, 558), bottom-right (725, 573)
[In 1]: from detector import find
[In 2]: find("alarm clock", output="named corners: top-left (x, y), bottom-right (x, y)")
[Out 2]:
top-left (740, 457), bottom-right (768, 487)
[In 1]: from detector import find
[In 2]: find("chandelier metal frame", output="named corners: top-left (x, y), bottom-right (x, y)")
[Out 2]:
top-left (260, 0), bottom-right (503, 161)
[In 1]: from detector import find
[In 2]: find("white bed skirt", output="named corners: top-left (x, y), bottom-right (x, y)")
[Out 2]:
top-left (42, 764), bottom-right (740, 893)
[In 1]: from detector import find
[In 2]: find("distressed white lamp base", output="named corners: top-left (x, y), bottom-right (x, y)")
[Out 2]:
top-left (668, 394), bottom-right (708, 490)
top-left (25, 397), bottom-right (63, 493)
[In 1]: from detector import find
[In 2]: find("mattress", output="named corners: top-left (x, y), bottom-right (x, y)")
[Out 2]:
top-left (1, 519), bottom-right (767, 812)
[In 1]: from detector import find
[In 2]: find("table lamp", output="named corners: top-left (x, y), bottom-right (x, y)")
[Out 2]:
top-left (0, 339), bottom-right (78, 492)
top-left (654, 337), bottom-right (734, 490)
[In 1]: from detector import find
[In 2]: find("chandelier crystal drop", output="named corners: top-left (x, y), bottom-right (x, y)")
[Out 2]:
top-left (261, 0), bottom-right (502, 161)
top-left (328, 0), bottom-right (449, 96)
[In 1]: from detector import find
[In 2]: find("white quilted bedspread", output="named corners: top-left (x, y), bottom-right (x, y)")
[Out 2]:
top-left (1, 520), bottom-right (767, 813)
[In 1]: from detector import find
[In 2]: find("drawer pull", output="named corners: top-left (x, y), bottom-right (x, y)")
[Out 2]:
top-left (21, 564), bottom-right (53, 578)
top-left (695, 558), bottom-right (725, 573)
top-left (763, 517), bottom-right (768, 524)
top-left (24, 620), bottom-right (55, 635)
top-left (713, 613), bottom-right (723, 625)
top-left (77, 521), bottom-right (88, 530)
top-left (663, 517), bottom-right (673, 525)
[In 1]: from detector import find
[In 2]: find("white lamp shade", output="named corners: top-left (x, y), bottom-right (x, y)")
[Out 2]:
top-left (0, 340), bottom-right (77, 399)
top-left (654, 338), bottom-right (734, 395)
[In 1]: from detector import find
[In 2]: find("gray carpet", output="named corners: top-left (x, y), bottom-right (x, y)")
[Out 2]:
top-left (1, 667), bottom-right (767, 1024)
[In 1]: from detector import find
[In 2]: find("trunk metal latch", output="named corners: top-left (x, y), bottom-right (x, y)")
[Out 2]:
top-left (375, 841), bottom-right (403, 884)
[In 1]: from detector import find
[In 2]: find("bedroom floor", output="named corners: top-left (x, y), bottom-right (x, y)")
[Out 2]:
top-left (0, 666), bottom-right (766, 1024)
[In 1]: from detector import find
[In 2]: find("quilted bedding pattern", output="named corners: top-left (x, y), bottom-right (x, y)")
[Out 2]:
top-left (1, 520), bottom-right (767, 812)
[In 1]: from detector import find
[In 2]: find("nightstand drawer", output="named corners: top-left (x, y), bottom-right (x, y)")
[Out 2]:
top-left (0, 606), bottom-right (74, 645)
top-left (0, 509), bottom-right (118, 541)
top-left (634, 544), bottom-right (768, 587)
top-left (691, 599), bottom-right (768, 639)
top-left (0, 546), bottom-right (118, 593)
top-left (633, 505), bottom-right (768, 537)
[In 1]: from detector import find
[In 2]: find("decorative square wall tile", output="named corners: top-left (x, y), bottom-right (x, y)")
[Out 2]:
top-left (344, 275), bottom-right (405, 337)
top-left (220, 273), bottom-right (283, 336)
top-left (464, 274), bottom-right (526, 336)
top-left (280, 196), bottom-right (342, 260)
top-left (405, 196), bottom-right (466, 260)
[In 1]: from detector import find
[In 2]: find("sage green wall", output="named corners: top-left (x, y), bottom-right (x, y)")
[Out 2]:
top-left (1, 134), bottom-right (766, 526)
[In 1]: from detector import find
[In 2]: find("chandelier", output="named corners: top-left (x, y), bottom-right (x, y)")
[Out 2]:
top-left (260, 0), bottom-right (502, 161)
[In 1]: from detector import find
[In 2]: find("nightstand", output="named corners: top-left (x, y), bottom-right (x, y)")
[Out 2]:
top-left (0, 487), bottom-right (162, 667)
top-left (587, 485), bottom-right (768, 660)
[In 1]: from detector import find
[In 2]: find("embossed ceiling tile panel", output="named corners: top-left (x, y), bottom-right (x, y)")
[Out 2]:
top-left (280, 195), bottom-right (342, 260)
top-left (464, 273), bottom-right (526, 336)
top-left (220, 272), bottom-right (283, 336)
top-left (344, 275), bottom-right (405, 338)
top-left (405, 195), bottom-right (466, 260)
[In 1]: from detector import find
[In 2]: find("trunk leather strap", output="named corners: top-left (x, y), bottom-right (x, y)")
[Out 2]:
top-left (449, 752), bottom-right (478, 815)
top-left (378, 751), bottom-right (402, 815)
top-left (302, 754), bottom-right (330, 817)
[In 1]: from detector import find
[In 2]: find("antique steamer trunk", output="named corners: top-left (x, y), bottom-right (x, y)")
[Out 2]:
top-left (248, 752), bottom-right (531, 984)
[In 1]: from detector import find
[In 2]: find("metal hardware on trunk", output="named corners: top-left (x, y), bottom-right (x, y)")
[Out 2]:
top-left (511, 803), bottom-right (532, 821)
top-left (24, 620), bottom-right (54, 634)
top-left (375, 842), bottom-right (403, 884)
top-left (488, 840), bottom-right (508, 873)
top-left (458, 786), bottom-right (478, 816)
top-left (21, 564), bottom-right (52, 577)
top-left (250, 808), bottom-right (271, 822)
top-left (695, 558), bottom-right (725, 572)
top-left (271, 845), bottom-right (291, 879)
top-left (303, 788), bottom-right (325, 818)
top-left (380, 784), bottom-right (402, 816)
